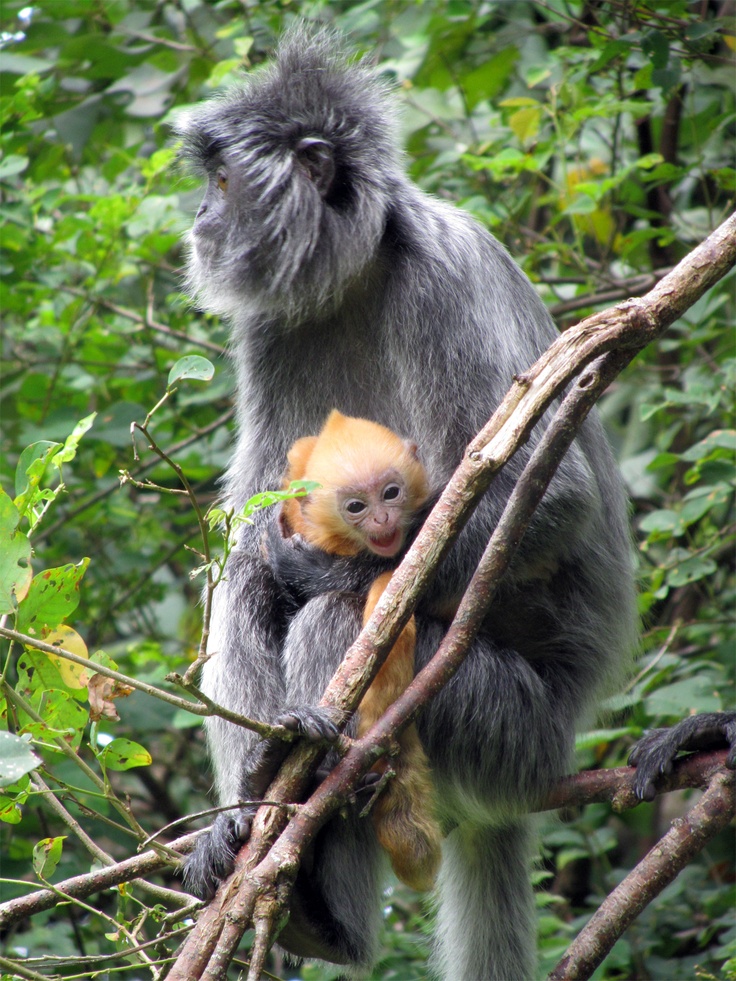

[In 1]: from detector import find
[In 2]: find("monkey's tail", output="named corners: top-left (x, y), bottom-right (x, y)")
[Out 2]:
top-left (432, 819), bottom-right (537, 981)
top-left (371, 725), bottom-right (443, 892)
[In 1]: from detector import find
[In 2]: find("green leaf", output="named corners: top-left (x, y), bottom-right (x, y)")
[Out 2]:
top-left (14, 441), bottom-right (62, 499)
top-left (642, 30), bottom-right (670, 70)
top-left (0, 732), bottom-right (40, 787)
top-left (666, 555), bottom-right (717, 587)
top-left (680, 429), bottom-right (736, 461)
top-left (680, 484), bottom-right (732, 525)
top-left (574, 727), bottom-right (634, 751)
top-left (16, 559), bottom-right (90, 636)
top-left (52, 413), bottom-right (97, 465)
top-left (508, 107), bottom-right (541, 144)
top-left (463, 48), bottom-right (519, 108)
top-left (25, 690), bottom-right (89, 751)
top-left (32, 836), bottom-right (66, 879)
top-left (0, 154), bottom-right (29, 179)
top-left (0, 798), bottom-right (23, 824)
top-left (645, 676), bottom-right (722, 716)
top-left (0, 488), bottom-right (33, 614)
top-left (639, 509), bottom-right (683, 536)
top-left (168, 356), bottom-right (215, 387)
top-left (15, 649), bottom-right (87, 702)
top-left (101, 738), bottom-right (152, 771)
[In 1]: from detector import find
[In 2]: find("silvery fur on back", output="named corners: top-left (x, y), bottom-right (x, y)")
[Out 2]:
top-left (176, 25), bottom-right (637, 979)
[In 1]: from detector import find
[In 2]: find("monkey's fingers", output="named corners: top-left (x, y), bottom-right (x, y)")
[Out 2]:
top-left (182, 811), bottom-right (246, 900)
top-left (275, 705), bottom-right (340, 743)
top-left (629, 710), bottom-right (736, 801)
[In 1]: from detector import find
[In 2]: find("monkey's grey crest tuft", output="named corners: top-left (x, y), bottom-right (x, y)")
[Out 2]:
top-left (177, 25), bottom-right (637, 980)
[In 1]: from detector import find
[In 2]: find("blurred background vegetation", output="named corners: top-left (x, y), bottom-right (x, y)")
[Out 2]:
top-left (0, 1), bottom-right (734, 978)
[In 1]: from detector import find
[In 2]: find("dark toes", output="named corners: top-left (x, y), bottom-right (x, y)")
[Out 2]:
top-left (276, 707), bottom-right (339, 742)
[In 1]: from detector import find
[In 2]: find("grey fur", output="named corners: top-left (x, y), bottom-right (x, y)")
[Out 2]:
top-left (176, 26), bottom-right (637, 979)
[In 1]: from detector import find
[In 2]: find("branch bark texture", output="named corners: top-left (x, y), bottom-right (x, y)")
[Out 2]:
top-left (548, 766), bottom-right (736, 981)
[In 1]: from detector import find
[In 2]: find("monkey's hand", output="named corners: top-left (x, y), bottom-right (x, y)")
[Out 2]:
top-left (628, 710), bottom-right (736, 801)
top-left (182, 707), bottom-right (340, 901)
top-left (263, 517), bottom-right (389, 604)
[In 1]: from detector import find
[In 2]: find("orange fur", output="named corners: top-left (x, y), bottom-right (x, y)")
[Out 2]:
top-left (280, 411), bottom-right (441, 890)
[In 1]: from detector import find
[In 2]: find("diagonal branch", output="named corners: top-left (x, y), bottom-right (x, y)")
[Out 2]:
top-left (548, 766), bottom-right (736, 981)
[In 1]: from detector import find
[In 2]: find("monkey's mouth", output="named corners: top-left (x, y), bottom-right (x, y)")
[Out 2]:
top-left (368, 530), bottom-right (402, 557)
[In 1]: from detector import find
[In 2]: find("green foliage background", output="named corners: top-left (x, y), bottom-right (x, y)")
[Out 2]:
top-left (0, 1), bottom-right (734, 979)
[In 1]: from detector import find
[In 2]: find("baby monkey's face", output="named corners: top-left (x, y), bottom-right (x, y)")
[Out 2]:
top-left (336, 471), bottom-right (411, 558)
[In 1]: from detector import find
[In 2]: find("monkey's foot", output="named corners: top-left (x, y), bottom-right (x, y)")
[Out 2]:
top-left (629, 710), bottom-right (736, 801)
top-left (182, 810), bottom-right (250, 901)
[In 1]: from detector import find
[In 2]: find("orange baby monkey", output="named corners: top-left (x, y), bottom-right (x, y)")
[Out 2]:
top-left (280, 410), bottom-right (442, 891)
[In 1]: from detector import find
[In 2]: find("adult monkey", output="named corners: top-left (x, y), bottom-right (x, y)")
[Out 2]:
top-left (174, 25), bottom-right (679, 979)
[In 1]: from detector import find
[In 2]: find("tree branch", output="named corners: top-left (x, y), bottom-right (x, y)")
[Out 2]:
top-left (0, 751), bottom-right (726, 932)
top-left (548, 765), bottom-right (736, 981)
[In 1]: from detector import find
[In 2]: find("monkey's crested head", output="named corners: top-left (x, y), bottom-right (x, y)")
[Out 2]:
top-left (175, 27), bottom-right (404, 324)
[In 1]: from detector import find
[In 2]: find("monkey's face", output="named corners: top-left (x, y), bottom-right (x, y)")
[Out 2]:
top-left (175, 60), bottom-right (400, 323)
top-left (335, 475), bottom-right (413, 558)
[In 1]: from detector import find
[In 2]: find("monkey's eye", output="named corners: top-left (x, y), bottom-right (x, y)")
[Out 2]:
top-left (216, 171), bottom-right (228, 193)
top-left (345, 499), bottom-right (367, 516)
top-left (382, 483), bottom-right (402, 503)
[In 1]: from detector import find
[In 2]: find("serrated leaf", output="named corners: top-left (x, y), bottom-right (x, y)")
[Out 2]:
top-left (0, 488), bottom-right (32, 613)
top-left (168, 355), bottom-right (214, 387)
top-left (101, 738), bottom-right (152, 771)
top-left (0, 731), bottom-right (40, 787)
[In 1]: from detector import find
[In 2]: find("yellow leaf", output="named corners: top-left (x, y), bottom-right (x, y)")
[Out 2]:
top-left (40, 626), bottom-right (90, 689)
top-left (509, 107), bottom-right (541, 144)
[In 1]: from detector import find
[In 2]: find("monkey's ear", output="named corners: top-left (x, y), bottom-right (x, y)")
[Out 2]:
top-left (295, 138), bottom-right (335, 198)
top-left (403, 439), bottom-right (420, 460)
top-left (286, 436), bottom-right (318, 480)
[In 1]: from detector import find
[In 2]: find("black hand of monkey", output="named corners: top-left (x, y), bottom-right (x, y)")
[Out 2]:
top-left (263, 516), bottom-right (389, 606)
top-left (182, 706), bottom-right (340, 900)
top-left (629, 710), bottom-right (736, 801)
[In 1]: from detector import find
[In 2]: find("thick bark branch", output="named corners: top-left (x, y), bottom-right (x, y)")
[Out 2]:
top-left (0, 752), bottom-right (727, 932)
top-left (548, 766), bottom-right (736, 981)
top-left (0, 833), bottom-right (199, 929)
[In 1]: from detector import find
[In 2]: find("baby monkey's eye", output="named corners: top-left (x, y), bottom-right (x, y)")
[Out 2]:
top-left (382, 483), bottom-right (402, 502)
top-left (345, 499), bottom-right (367, 515)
